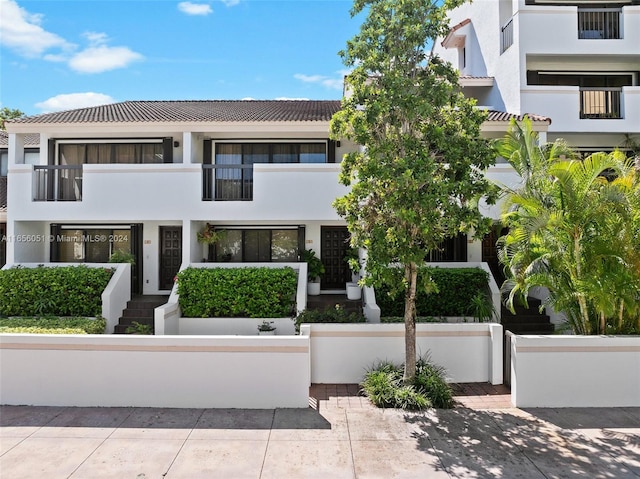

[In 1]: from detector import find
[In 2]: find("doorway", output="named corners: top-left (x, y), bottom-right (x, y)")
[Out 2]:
top-left (320, 226), bottom-right (351, 290)
top-left (159, 226), bottom-right (182, 291)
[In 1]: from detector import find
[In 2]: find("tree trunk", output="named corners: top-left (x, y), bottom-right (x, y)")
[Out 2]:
top-left (403, 262), bottom-right (418, 383)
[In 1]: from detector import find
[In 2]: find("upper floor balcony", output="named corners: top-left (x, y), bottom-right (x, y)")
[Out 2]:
top-left (520, 85), bottom-right (640, 133)
top-left (11, 162), bottom-right (346, 223)
top-left (515, 4), bottom-right (640, 56)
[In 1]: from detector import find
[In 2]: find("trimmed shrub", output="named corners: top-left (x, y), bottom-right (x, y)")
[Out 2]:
top-left (375, 267), bottom-right (489, 317)
top-left (360, 355), bottom-right (454, 410)
top-left (0, 265), bottom-right (113, 317)
top-left (177, 267), bottom-right (298, 318)
top-left (380, 316), bottom-right (442, 323)
top-left (0, 317), bottom-right (106, 334)
top-left (294, 305), bottom-right (366, 331)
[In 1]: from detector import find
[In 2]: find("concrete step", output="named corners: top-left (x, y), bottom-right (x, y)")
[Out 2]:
top-left (122, 308), bottom-right (155, 318)
top-left (503, 323), bottom-right (555, 334)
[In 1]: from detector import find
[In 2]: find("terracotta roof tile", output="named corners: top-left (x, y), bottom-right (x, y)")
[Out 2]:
top-left (486, 110), bottom-right (551, 124)
top-left (0, 131), bottom-right (40, 147)
top-left (7, 100), bottom-right (342, 125)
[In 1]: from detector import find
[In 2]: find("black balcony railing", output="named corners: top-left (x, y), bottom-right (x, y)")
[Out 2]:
top-left (578, 8), bottom-right (621, 39)
top-left (33, 165), bottom-right (83, 201)
top-left (580, 88), bottom-right (622, 119)
top-left (0, 176), bottom-right (7, 210)
top-left (501, 17), bottom-right (514, 54)
top-left (202, 164), bottom-right (254, 201)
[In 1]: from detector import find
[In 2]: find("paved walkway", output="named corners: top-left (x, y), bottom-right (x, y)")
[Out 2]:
top-left (1, 385), bottom-right (639, 478)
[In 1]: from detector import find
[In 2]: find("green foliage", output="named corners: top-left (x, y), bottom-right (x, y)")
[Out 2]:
top-left (294, 305), bottom-right (366, 330)
top-left (375, 267), bottom-right (489, 317)
top-left (108, 250), bottom-right (136, 264)
top-left (331, 0), bottom-right (498, 380)
top-left (0, 107), bottom-right (24, 130)
top-left (0, 317), bottom-right (106, 334)
top-left (360, 355), bottom-right (453, 410)
top-left (0, 266), bottom-right (114, 317)
top-left (177, 267), bottom-right (298, 318)
top-left (302, 249), bottom-right (325, 281)
top-left (125, 321), bottom-right (153, 335)
top-left (470, 291), bottom-right (496, 323)
top-left (497, 118), bottom-right (640, 334)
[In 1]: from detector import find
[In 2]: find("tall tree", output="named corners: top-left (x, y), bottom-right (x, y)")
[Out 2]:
top-left (331, 0), bottom-right (498, 381)
top-left (0, 107), bottom-right (25, 130)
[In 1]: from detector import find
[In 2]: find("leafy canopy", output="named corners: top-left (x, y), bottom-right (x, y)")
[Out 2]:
top-left (330, 0), bottom-right (497, 380)
top-left (0, 107), bottom-right (25, 130)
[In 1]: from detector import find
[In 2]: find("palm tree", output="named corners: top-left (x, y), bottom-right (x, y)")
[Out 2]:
top-left (497, 119), bottom-right (640, 335)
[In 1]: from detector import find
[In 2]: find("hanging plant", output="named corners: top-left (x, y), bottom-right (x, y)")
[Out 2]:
top-left (197, 224), bottom-right (226, 245)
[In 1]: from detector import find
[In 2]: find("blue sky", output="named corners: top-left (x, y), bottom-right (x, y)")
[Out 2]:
top-left (0, 0), bottom-right (362, 115)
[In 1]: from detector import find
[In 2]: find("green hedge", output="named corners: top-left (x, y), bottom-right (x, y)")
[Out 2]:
top-left (177, 267), bottom-right (298, 318)
top-left (294, 306), bottom-right (366, 330)
top-left (375, 267), bottom-right (489, 317)
top-left (0, 317), bottom-right (106, 334)
top-left (380, 316), bottom-right (442, 323)
top-left (0, 265), bottom-right (114, 317)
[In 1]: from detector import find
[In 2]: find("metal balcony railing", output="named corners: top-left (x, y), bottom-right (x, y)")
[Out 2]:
top-left (33, 165), bottom-right (83, 201)
top-left (578, 8), bottom-right (621, 39)
top-left (501, 17), bottom-right (514, 53)
top-left (580, 88), bottom-right (622, 119)
top-left (202, 164), bottom-right (254, 201)
top-left (0, 176), bottom-right (7, 210)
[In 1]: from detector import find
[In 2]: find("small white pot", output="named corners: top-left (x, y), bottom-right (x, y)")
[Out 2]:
top-left (307, 281), bottom-right (321, 296)
top-left (346, 282), bottom-right (362, 300)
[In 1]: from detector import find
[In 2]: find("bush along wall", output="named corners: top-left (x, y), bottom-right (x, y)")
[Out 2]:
top-left (0, 265), bottom-right (114, 317)
top-left (177, 267), bottom-right (298, 318)
top-left (375, 267), bottom-right (489, 317)
top-left (0, 317), bottom-right (107, 334)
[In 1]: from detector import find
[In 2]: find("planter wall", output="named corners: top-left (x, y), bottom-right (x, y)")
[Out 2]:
top-left (509, 333), bottom-right (640, 407)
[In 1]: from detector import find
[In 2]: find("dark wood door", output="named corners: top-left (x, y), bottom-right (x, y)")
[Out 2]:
top-left (0, 223), bottom-right (5, 268)
top-left (482, 225), bottom-right (508, 289)
top-left (159, 226), bottom-right (182, 290)
top-left (321, 226), bottom-right (351, 289)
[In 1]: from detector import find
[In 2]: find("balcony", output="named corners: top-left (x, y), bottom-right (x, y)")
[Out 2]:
top-left (0, 176), bottom-right (7, 210)
top-left (202, 164), bottom-right (254, 201)
top-left (33, 165), bottom-right (83, 201)
top-left (578, 8), bottom-right (621, 39)
top-left (518, 5), bottom-right (639, 55)
top-left (580, 88), bottom-right (622, 119)
top-left (521, 86), bottom-right (640, 133)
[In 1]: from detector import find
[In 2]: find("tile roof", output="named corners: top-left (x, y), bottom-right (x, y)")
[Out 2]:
top-left (0, 131), bottom-right (40, 147)
top-left (486, 110), bottom-right (551, 124)
top-left (7, 100), bottom-right (343, 125)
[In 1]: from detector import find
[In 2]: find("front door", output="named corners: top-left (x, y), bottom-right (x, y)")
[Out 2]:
top-left (159, 226), bottom-right (182, 291)
top-left (482, 225), bottom-right (508, 289)
top-left (320, 226), bottom-right (351, 289)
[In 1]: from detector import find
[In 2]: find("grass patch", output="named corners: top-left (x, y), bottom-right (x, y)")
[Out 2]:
top-left (0, 317), bottom-right (106, 334)
top-left (361, 355), bottom-right (454, 410)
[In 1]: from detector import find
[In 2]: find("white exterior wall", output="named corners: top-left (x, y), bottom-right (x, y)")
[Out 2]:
top-left (0, 334), bottom-right (310, 408)
top-left (510, 333), bottom-right (640, 407)
top-left (307, 323), bottom-right (503, 385)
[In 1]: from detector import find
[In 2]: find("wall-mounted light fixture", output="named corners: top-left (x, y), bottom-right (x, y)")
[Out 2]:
top-left (173, 141), bottom-right (180, 148)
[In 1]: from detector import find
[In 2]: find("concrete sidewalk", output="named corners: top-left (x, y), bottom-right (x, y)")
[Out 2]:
top-left (1, 391), bottom-right (639, 478)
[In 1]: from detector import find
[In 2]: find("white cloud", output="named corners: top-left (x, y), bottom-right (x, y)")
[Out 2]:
top-left (274, 97), bottom-right (309, 101)
top-left (69, 44), bottom-right (143, 73)
top-left (0, 0), bottom-right (73, 57)
top-left (294, 73), bottom-right (344, 91)
top-left (178, 2), bottom-right (213, 15)
top-left (35, 92), bottom-right (115, 112)
top-left (219, 0), bottom-right (240, 6)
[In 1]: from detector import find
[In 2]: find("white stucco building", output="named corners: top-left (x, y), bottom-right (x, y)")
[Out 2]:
top-left (3, 100), bottom-right (549, 295)
top-left (432, 0), bottom-right (640, 155)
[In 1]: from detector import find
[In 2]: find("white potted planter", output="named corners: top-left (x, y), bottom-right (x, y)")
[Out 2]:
top-left (257, 321), bottom-right (276, 335)
top-left (346, 282), bottom-right (362, 300)
top-left (307, 281), bottom-right (321, 296)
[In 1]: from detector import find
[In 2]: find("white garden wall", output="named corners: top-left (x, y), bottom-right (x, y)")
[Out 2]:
top-left (509, 333), bottom-right (640, 407)
top-left (0, 334), bottom-right (310, 408)
top-left (304, 323), bottom-right (503, 385)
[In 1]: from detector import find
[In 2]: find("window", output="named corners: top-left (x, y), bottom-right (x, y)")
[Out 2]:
top-left (213, 228), bottom-right (301, 263)
top-left (214, 143), bottom-right (327, 165)
top-left (59, 142), bottom-right (164, 165)
top-left (56, 227), bottom-right (131, 263)
top-left (0, 151), bottom-right (7, 177)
